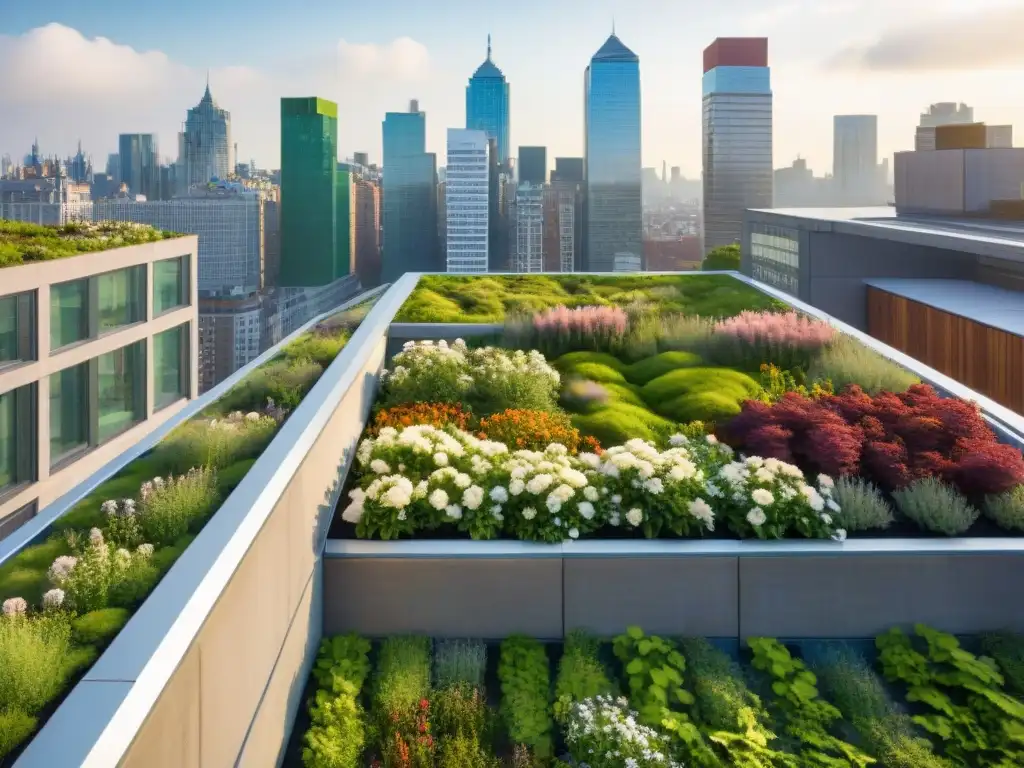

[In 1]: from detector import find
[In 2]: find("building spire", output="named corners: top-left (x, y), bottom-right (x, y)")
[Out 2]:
top-left (487, 33), bottom-right (492, 60)
top-left (612, 18), bottom-right (616, 35)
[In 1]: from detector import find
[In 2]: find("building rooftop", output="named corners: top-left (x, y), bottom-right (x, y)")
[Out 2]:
top-left (752, 205), bottom-right (1024, 261)
top-left (592, 33), bottom-right (639, 62)
top-left (0, 219), bottom-right (178, 268)
top-left (865, 278), bottom-right (1024, 337)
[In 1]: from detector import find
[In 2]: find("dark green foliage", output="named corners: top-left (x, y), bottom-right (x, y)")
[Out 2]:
top-left (553, 631), bottom-right (615, 721)
top-left (702, 243), bottom-right (741, 272)
top-left (107, 560), bottom-right (161, 609)
top-left (71, 608), bottom-right (131, 645)
top-left (0, 709), bottom-right (37, 760)
top-left (0, 538), bottom-right (70, 605)
top-left (434, 639), bottom-right (486, 690)
top-left (981, 631), bottom-right (1024, 697)
top-left (498, 636), bottom-right (553, 757)
top-left (150, 534), bottom-right (196, 574)
top-left (216, 459), bottom-right (257, 496)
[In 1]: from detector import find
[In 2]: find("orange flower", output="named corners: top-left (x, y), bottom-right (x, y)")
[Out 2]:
top-left (478, 408), bottom-right (600, 454)
top-left (369, 402), bottom-right (471, 435)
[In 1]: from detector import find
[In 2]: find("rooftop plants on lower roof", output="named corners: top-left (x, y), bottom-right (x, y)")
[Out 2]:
top-left (394, 273), bottom-right (787, 323)
top-left (0, 219), bottom-right (180, 268)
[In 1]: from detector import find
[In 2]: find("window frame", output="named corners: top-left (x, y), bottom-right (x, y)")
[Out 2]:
top-left (152, 255), bottom-right (191, 317)
top-left (0, 383), bottom-right (38, 502)
top-left (0, 290), bottom-right (37, 371)
top-left (153, 323), bottom-right (191, 411)
top-left (50, 265), bottom-right (149, 354)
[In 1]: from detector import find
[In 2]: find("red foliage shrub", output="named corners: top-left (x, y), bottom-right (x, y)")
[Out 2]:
top-left (721, 383), bottom-right (1024, 497)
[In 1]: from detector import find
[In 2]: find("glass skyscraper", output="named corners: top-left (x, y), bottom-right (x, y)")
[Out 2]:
top-left (118, 134), bottom-right (160, 201)
top-left (382, 104), bottom-right (439, 281)
top-left (466, 36), bottom-right (510, 166)
top-left (181, 82), bottom-right (233, 191)
top-left (584, 33), bottom-right (642, 272)
top-left (701, 38), bottom-right (773, 254)
top-left (279, 97), bottom-right (350, 287)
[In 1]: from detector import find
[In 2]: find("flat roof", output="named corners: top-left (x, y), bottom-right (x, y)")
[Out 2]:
top-left (864, 278), bottom-right (1024, 336)
top-left (749, 206), bottom-right (1024, 262)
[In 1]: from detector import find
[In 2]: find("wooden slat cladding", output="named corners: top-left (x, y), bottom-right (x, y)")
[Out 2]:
top-left (867, 286), bottom-right (1024, 414)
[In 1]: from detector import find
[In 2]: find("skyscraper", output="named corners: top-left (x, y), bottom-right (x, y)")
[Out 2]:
top-left (279, 97), bottom-right (349, 287)
top-left (833, 115), bottom-right (883, 205)
top-left (916, 103), bottom-right (974, 151)
top-left (702, 37), bottom-right (772, 254)
top-left (181, 81), bottom-right (233, 190)
top-left (353, 173), bottom-right (382, 287)
top-left (584, 31), bottom-right (642, 272)
top-left (445, 128), bottom-right (490, 274)
top-left (518, 147), bottom-right (547, 185)
top-left (466, 36), bottom-right (511, 165)
top-left (118, 134), bottom-right (160, 200)
top-left (382, 102), bottom-right (439, 281)
top-left (513, 183), bottom-right (544, 272)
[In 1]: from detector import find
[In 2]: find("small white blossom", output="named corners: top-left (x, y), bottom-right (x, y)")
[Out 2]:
top-left (2, 597), bottom-right (27, 616)
top-left (42, 589), bottom-right (66, 609)
top-left (370, 459), bottom-right (390, 475)
top-left (445, 504), bottom-right (463, 520)
top-left (625, 508), bottom-right (644, 527)
top-left (522, 506), bottom-right (538, 521)
top-left (751, 488), bottom-right (775, 506)
top-left (746, 507), bottom-right (767, 526)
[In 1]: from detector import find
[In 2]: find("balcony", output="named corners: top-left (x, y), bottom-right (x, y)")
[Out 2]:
top-left (2, 271), bottom-right (1024, 767)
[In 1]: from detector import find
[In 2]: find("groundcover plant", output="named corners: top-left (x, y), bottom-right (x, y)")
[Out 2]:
top-left (0, 300), bottom-right (374, 762)
top-left (296, 623), bottom-right (1020, 768)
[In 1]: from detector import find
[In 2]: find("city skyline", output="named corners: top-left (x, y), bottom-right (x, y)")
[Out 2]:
top-left (3, 0), bottom-right (1023, 177)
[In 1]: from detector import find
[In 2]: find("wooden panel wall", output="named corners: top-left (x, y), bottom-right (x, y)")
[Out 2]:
top-left (867, 286), bottom-right (1024, 414)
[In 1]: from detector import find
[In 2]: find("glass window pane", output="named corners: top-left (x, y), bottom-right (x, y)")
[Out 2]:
top-left (97, 266), bottom-right (146, 332)
top-left (153, 256), bottom-right (187, 315)
top-left (0, 390), bottom-right (15, 491)
top-left (50, 364), bottom-right (89, 465)
top-left (97, 341), bottom-right (146, 443)
top-left (0, 295), bottom-right (18, 364)
top-left (50, 280), bottom-right (89, 350)
top-left (154, 324), bottom-right (188, 409)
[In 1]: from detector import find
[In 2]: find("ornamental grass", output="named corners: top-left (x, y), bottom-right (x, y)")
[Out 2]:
top-left (505, 304), bottom-right (629, 358)
top-left (710, 310), bottom-right (835, 371)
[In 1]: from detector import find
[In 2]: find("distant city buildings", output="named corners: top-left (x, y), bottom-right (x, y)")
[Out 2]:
top-left (518, 146), bottom-right (546, 185)
top-left (512, 183), bottom-right (544, 272)
top-left (915, 103), bottom-right (974, 152)
top-left (445, 128), bottom-right (490, 273)
top-left (466, 36), bottom-right (510, 166)
top-left (833, 115), bottom-right (887, 206)
top-left (181, 82), bottom-right (233, 192)
top-left (352, 169), bottom-right (382, 288)
top-left (585, 31), bottom-right (642, 271)
top-left (702, 37), bottom-right (773, 254)
top-left (118, 133), bottom-right (161, 200)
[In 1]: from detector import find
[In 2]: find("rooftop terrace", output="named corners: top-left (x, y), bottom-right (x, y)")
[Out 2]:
top-left (1, 272), bottom-right (1024, 767)
top-left (0, 220), bottom-right (179, 268)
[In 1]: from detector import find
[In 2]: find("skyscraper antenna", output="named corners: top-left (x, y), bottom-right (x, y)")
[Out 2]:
top-left (612, 18), bottom-right (616, 35)
top-left (487, 34), bottom-right (492, 60)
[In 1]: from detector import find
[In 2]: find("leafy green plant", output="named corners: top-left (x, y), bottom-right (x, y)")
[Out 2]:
top-left (373, 636), bottom-right (432, 719)
top-left (497, 635), bottom-right (553, 758)
top-left (138, 467), bottom-right (221, 546)
top-left (748, 637), bottom-right (875, 767)
top-left (812, 645), bottom-right (951, 768)
top-left (703, 243), bottom-right (741, 271)
top-left (434, 639), bottom-right (486, 690)
top-left (437, 733), bottom-right (500, 768)
top-left (554, 630), bottom-right (615, 722)
top-left (983, 485), bottom-right (1024, 533)
top-left (892, 478), bottom-right (979, 536)
top-left (832, 477), bottom-right (895, 532)
top-left (284, 329), bottom-right (350, 368)
top-left (303, 633), bottom-right (372, 768)
top-left (980, 631), bottom-right (1024, 697)
top-left (808, 334), bottom-right (919, 396)
top-left (876, 624), bottom-right (1024, 765)
top-left (312, 633), bottom-right (372, 690)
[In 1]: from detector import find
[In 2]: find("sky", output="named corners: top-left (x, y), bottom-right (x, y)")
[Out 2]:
top-left (2, 0), bottom-right (1023, 179)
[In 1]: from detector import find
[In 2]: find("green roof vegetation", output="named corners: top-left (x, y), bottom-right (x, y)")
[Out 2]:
top-left (394, 273), bottom-right (786, 323)
top-left (0, 220), bottom-right (180, 269)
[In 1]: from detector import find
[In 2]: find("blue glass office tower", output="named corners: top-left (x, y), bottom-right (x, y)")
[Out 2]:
top-left (584, 33), bottom-right (642, 272)
top-left (466, 36), bottom-right (510, 165)
top-left (382, 103), bottom-right (439, 282)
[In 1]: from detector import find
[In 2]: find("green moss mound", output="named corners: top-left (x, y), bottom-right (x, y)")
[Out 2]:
top-left (72, 608), bottom-right (131, 645)
top-left (640, 367), bottom-right (760, 424)
top-left (568, 362), bottom-right (626, 384)
top-left (623, 351), bottom-right (703, 385)
top-left (555, 351), bottom-right (626, 372)
top-left (572, 402), bottom-right (676, 446)
top-left (660, 391), bottom-right (745, 424)
top-left (602, 383), bottom-right (646, 408)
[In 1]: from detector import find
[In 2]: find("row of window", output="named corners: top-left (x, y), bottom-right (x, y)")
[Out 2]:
top-left (0, 255), bottom-right (189, 368)
top-left (0, 323), bottom-right (190, 497)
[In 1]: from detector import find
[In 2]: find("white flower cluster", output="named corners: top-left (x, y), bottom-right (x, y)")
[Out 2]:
top-left (2, 597), bottom-right (27, 617)
top-left (710, 456), bottom-right (844, 540)
top-left (468, 346), bottom-right (560, 388)
top-left (565, 695), bottom-right (682, 768)
top-left (384, 339), bottom-right (470, 387)
top-left (501, 444), bottom-right (600, 541)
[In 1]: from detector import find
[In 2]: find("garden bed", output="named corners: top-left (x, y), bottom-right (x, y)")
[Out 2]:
top-left (287, 623), bottom-right (1024, 767)
top-left (0, 297), bottom-right (377, 764)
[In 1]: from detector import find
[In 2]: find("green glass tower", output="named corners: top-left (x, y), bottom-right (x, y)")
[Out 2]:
top-left (279, 97), bottom-right (350, 286)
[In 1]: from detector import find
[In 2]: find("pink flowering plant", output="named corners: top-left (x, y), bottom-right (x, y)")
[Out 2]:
top-left (711, 310), bottom-right (835, 371)
top-left (708, 456), bottom-right (844, 540)
top-left (506, 304), bottom-right (630, 358)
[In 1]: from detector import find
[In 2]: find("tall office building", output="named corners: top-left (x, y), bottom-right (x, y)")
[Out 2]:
top-left (833, 115), bottom-right (884, 205)
top-left (519, 146), bottom-right (547, 185)
top-left (382, 102), bottom-right (439, 281)
top-left (916, 103), bottom-right (974, 151)
top-left (353, 173), bottom-right (382, 287)
top-left (584, 32), bottom-right (642, 272)
top-left (279, 97), bottom-right (349, 287)
top-left (181, 81), bottom-right (233, 190)
top-left (701, 37), bottom-right (772, 254)
top-left (445, 128), bottom-right (490, 273)
top-left (466, 36), bottom-right (511, 165)
top-left (553, 157), bottom-right (584, 183)
top-left (512, 183), bottom-right (544, 272)
top-left (118, 134), bottom-right (160, 200)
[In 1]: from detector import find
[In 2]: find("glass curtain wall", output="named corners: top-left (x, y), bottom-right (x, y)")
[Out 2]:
top-left (50, 363), bottom-right (89, 466)
top-left (97, 265), bottom-right (146, 332)
top-left (154, 325), bottom-right (189, 409)
top-left (0, 291), bottom-right (35, 367)
top-left (153, 255), bottom-right (189, 314)
top-left (97, 341), bottom-right (146, 442)
top-left (50, 279), bottom-right (89, 350)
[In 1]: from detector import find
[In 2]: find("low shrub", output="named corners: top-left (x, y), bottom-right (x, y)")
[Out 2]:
top-left (0, 613), bottom-right (73, 716)
top-left (216, 458), bottom-right (257, 496)
top-left (710, 310), bottom-right (835, 371)
top-left (283, 328), bottom-right (349, 368)
top-left (571, 403), bottom-right (677, 454)
top-left (155, 412), bottom-right (278, 475)
top-left (312, 633), bottom-right (372, 690)
top-left (553, 631), bottom-right (615, 722)
top-left (984, 484), bottom-right (1024, 532)
top-left (46, 531), bottom-right (155, 613)
top-left (71, 607), bottom-right (130, 645)
top-left (553, 351), bottom-right (625, 372)
top-left (809, 333), bottom-right (919, 395)
top-left (432, 682), bottom-right (490, 744)
top-left (0, 708), bottom-right (37, 760)
top-left (661, 390), bottom-right (745, 424)
top-left (216, 358), bottom-right (324, 413)
top-left (370, 403), bottom-right (471, 435)
top-left (373, 636), bottom-right (432, 720)
top-left (433, 639), bottom-right (486, 690)
top-left (477, 409), bottom-right (598, 454)
top-left (138, 467), bottom-right (221, 546)
top-left (303, 679), bottom-right (365, 768)
top-left (981, 631), bottom-right (1024, 697)
top-left (622, 351), bottom-right (703, 385)
top-left (436, 733), bottom-right (499, 768)
top-left (641, 367), bottom-right (760, 425)
top-left (566, 361), bottom-right (626, 384)
top-left (893, 477), bottom-right (979, 536)
top-left (832, 476), bottom-right (895, 532)
top-left (498, 636), bottom-right (553, 758)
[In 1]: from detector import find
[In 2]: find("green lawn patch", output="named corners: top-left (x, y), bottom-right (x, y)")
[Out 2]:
top-left (622, 351), bottom-right (703, 385)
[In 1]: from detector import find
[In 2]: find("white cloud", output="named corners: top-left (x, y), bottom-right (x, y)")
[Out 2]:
top-left (0, 24), bottom-right (435, 169)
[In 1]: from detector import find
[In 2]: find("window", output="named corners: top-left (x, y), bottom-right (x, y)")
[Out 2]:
top-left (153, 255), bottom-right (189, 315)
top-left (50, 363), bottom-right (89, 467)
top-left (50, 279), bottom-right (89, 350)
top-left (0, 500), bottom-right (37, 542)
top-left (154, 324), bottom-right (189, 409)
top-left (97, 341), bottom-right (146, 443)
top-left (97, 265), bottom-right (146, 332)
top-left (0, 291), bottom-right (35, 368)
top-left (0, 384), bottom-right (36, 496)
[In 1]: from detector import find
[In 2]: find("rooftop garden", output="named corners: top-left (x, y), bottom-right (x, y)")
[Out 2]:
top-left (0, 219), bottom-right (179, 268)
top-left (332, 274), bottom-right (1024, 544)
top-left (0, 297), bottom-right (375, 763)
top-left (289, 623), bottom-right (1024, 767)
top-left (393, 274), bottom-right (785, 324)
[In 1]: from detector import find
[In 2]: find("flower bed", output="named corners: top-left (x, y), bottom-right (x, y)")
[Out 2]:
top-left (291, 623), bottom-right (1024, 767)
top-left (0, 298), bottom-right (375, 763)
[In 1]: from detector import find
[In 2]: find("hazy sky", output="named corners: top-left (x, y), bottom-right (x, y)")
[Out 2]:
top-left (2, 0), bottom-right (1022, 178)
